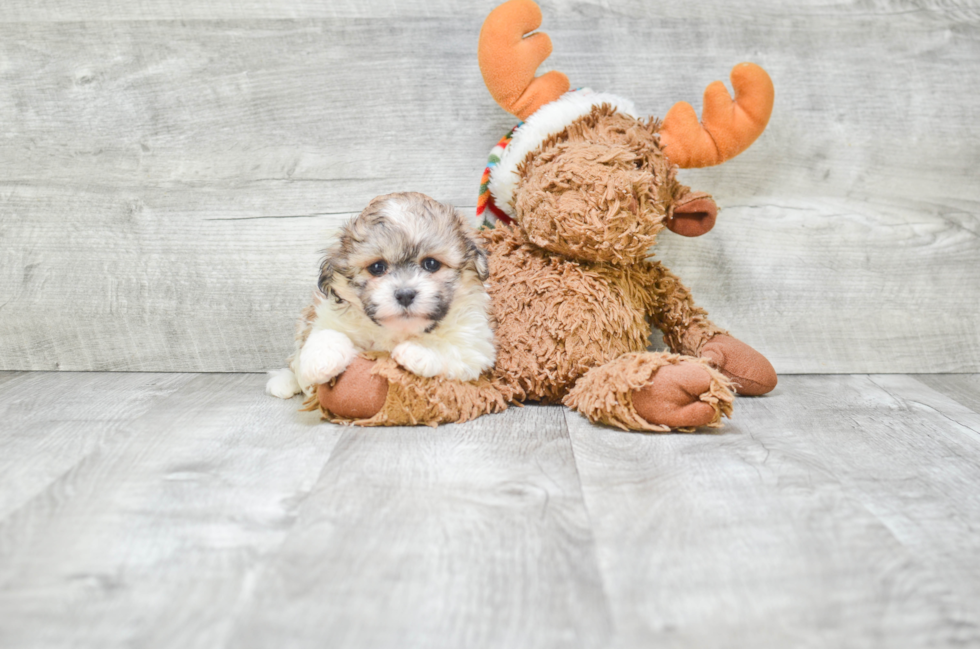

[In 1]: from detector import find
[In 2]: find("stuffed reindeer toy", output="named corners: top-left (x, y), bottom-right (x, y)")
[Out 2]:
top-left (312, 0), bottom-right (777, 431)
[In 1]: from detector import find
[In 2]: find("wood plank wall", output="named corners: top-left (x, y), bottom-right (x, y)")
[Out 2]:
top-left (1, 0), bottom-right (978, 372)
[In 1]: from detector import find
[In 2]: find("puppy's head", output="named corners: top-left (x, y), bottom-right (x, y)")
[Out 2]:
top-left (319, 192), bottom-right (489, 336)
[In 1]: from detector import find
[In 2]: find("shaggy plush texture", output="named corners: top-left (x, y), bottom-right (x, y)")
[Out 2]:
top-left (564, 352), bottom-right (734, 432)
top-left (479, 224), bottom-right (650, 403)
top-left (644, 261), bottom-right (728, 358)
top-left (309, 219), bottom-right (736, 427)
top-left (488, 90), bottom-right (638, 221)
top-left (310, 103), bottom-right (770, 429)
top-left (515, 107), bottom-right (670, 263)
top-left (308, 354), bottom-right (507, 427)
top-left (475, 223), bottom-right (730, 403)
top-left (311, 18), bottom-right (777, 429)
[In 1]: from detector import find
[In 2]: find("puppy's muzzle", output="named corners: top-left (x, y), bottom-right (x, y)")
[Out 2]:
top-left (395, 288), bottom-right (417, 307)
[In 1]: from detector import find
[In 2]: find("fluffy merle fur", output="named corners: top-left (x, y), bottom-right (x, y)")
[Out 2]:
top-left (266, 192), bottom-right (495, 399)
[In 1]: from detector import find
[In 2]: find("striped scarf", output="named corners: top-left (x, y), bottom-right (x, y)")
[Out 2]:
top-left (476, 124), bottom-right (520, 227)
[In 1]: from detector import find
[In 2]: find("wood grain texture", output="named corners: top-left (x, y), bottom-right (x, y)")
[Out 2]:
top-left (566, 375), bottom-right (980, 648)
top-left (0, 0), bottom-right (495, 21)
top-left (0, 371), bottom-right (192, 519)
top-left (1, 0), bottom-right (979, 372)
top-left (0, 372), bottom-right (342, 649)
top-left (1, 186), bottom-right (352, 371)
top-left (229, 405), bottom-right (612, 649)
top-left (0, 370), bottom-right (26, 389)
top-left (4, 0), bottom-right (980, 22)
top-left (869, 374), bottom-right (980, 442)
top-left (916, 373), bottom-right (980, 414)
top-left (2, 372), bottom-right (980, 646)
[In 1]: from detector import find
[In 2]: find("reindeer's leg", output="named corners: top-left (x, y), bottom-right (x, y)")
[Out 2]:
top-left (309, 355), bottom-right (508, 427)
top-left (644, 261), bottom-right (777, 396)
top-left (699, 335), bottom-right (778, 396)
top-left (564, 352), bottom-right (734, 432)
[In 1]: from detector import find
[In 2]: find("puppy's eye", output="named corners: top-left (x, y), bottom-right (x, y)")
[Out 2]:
top-left (421, 257), bottom-right (441, 272)
top-left (367, 261), bottom-right (388, 277)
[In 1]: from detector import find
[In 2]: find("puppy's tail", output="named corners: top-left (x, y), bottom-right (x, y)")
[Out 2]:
top-left (266, 368), bottom-right (302, 399)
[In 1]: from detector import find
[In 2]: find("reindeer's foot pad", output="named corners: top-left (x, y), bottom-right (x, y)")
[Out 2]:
top-left (564, 352), bottom-right (734, 432)
top-left (306, 355), bottom-right (507, 427)
top-left (312, 356), bottom-right (389, 421)
top-left (632, 363), bottom-right (722, 429)
top-left (700, 334), bottom-right (778, 396)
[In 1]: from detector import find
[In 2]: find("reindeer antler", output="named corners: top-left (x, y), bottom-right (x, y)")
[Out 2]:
top-left (478, 0), bottom-right (570, 121)
top-left (659, 63), bottom-right (774, 169)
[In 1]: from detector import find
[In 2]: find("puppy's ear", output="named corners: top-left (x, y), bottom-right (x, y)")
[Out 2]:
top-left (317, 245), bottom-right (342, 295)
top-left (466, 238), bottom-right (490, 281)
top-left (317, 259), bottom-right (333, 295)
top-left (449, 208), bottom-right (490, 281)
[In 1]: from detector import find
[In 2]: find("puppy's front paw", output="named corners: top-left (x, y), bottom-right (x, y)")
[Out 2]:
top-left (298, 329), bottom-right (357, 389)
top-left (392, 342), bottom-right (444, 378)
top-left (266, 368), bottom-right (301, 399)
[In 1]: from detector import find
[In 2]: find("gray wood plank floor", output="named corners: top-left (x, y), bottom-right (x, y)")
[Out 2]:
top-left (3, 0), bottom-right (979, 373)
top-left (1, 371), bottom-right (979, 648)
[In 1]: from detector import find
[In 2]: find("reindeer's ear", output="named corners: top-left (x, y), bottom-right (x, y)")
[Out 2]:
top-left (665, 191), bottom-right (718, 237)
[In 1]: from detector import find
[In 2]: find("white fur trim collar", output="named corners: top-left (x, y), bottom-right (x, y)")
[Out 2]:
top-left (487, 89), bottom-right (637, 220)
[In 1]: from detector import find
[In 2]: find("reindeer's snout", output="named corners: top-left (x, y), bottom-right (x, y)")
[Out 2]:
top-left (666, 192), bottom-right (718, 237)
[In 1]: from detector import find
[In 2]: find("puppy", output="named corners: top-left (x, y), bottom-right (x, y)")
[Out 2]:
top-left (266, 192), bottom-right (495, 399)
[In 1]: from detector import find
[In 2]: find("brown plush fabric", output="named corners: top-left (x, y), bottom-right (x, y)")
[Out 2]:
top-left (643, 259), bottom-right (728, 358)
top-left (478, 224), bottom-right (653, 402)
top-left (310, 221), bottom-right (741, 428)
top-left (478, 221), bottom-right (733, 400)
top-left (564, 352), bottom-right (733, 432)
top-left (314, 356), bottom-right (389, 420)
top-left (515, 106), bottom-right (676, 263)
top-left (700, 334), bottom-right (778, 396)
top-left (311, 67), bottom-right (776, 429)
top-left (632, 364), bottom-right (723, 429)
top-left (666, 191), bottom-right (718, 237)
top-left (309, 355), bottom-right (507, 427)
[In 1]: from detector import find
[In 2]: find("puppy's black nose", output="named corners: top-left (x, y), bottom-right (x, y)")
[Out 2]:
top-left (395, 288), bottom-right (416, 307)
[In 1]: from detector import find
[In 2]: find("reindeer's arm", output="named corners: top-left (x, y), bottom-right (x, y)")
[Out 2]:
top-left (637, 260), bottom-right (778, 395)
top-left (638, 261), bottom-right (728, 358)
